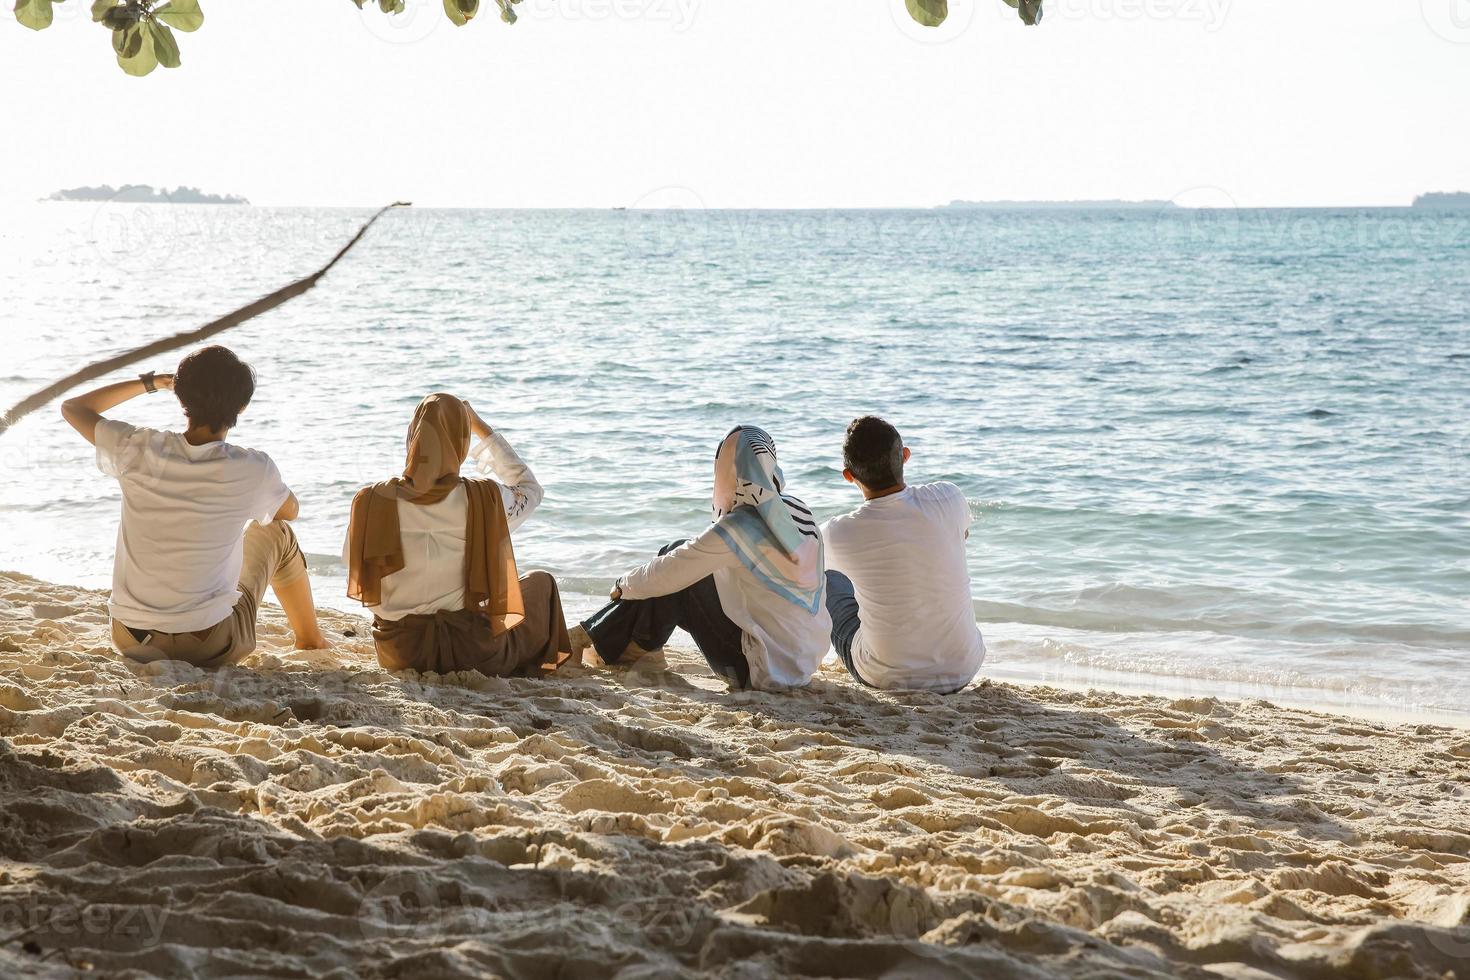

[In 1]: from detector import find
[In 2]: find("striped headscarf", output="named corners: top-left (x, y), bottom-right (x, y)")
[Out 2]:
top-left (709, 426), bottom-right (824, 612)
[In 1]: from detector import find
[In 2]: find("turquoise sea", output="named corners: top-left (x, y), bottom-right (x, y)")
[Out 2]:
top-left (2, 203), bottom-right (1467, 722)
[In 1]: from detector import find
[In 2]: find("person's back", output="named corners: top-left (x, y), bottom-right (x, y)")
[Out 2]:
top-left (569, 424), bottom-right (832, 692)
top-left (104, 425), bottom-right (292, 631)
top-left (61, 345), bottom-right (326, 666)
top-left (822, 417), bottom-right (984, 693)
top-left (343, 395), bottom-right (574, 678)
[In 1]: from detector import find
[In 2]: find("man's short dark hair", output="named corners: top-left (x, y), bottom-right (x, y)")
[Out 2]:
top-left (174, 345), bottom-right (255, 431)
top-left (843, 416), bottom-right (904, 489)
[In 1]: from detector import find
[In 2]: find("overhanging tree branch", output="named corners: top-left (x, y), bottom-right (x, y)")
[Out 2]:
top-left (0, 201), bottom-right (411, 437)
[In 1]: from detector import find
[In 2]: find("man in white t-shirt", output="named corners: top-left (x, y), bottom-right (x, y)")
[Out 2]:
top-left (60, 345), bottom-right (326, 666)
top-left (821, 416), bottom-right (984, 693)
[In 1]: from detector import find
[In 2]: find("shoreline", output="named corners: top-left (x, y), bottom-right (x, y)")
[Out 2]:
top-left (16, 565), bottom-right (1465, 732)
top-left (2, 568), bottom-right (1468, 977)
top-left (981, 661), bottom-right (1470, 732)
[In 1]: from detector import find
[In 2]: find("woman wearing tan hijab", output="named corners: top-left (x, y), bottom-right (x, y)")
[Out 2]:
top-left (344, 393), bottom-right (574, 676)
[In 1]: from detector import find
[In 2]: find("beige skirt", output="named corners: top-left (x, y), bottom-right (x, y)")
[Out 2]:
top-left (371, 570), bottom-right (572, 677)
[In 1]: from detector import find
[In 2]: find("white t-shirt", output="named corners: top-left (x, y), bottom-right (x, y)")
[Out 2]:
top-left (96, 420), bottom-right (292, 633)
top-left (618, 525), bottom-right (833, 691)
top-left (822, 482), bottom-right (985, 691)
top-left (340, 434), bottom-right (543, 622)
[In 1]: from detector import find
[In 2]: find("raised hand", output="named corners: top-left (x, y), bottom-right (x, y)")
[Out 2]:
top-left (462, 399), bottom-right (492, 439)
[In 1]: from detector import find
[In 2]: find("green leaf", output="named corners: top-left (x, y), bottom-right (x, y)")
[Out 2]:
top-left (155, 0), bottom-right (202, 32)
top-left (443, 0), bottom-right (477, 26)
top-left (147, 19), bottom-right (180, 68)
top-left (101, 5), bottom-right (139, 29)
top-left (378, 0), bottom-right (405, 12)
top-left (14, 0), bottom-right (55, 31)
top-left (498, 0), bottom-right (515, 23)
top-left (112, 22), bottom-right (140, 55)
top-left (904, 0), bottom-right (946, 28)
top-left (91, 0), bottom-right (114, 22)
top-left (117, 21), bottom-right (158, 75)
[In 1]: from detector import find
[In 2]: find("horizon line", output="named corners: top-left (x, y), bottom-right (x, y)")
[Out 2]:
top-left (15, 198), bottom-right (1467, 211)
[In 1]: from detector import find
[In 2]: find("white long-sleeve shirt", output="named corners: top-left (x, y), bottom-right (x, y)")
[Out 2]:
top-left (618, 524), bottom-right (832, 691)
top-left (343, 433), bottom-right (542, 621)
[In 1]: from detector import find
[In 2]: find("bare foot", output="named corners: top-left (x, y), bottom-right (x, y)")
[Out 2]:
top-left (619, 641), bottom-right (661, 666)
top-left (294, 631), bottom-right (329, 651)
top-left (274, 575), bottom-right (328, 651)
top-left (568, 625), bottom-right (601, 667)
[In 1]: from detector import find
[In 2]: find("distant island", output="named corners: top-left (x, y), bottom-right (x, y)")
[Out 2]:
top-left (1411, 192), bottom-right (1470, 209)
top-left (47, 184), bottom-right (249, 205)
top-left (941, 199), bottom-right (1175, 210)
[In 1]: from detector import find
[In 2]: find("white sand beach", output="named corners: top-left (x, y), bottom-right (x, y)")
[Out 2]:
top-left (2, 570), bottom-right (1468, 979)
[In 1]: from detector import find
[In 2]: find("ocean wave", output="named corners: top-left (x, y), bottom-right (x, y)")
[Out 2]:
top-left (989, 629), bottom-right (1469, 719)
top-left (972, 592), bottom-right (1469, 650)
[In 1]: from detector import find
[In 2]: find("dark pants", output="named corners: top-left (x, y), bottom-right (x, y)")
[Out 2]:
top-left (581, 540), bottom-right (751, 689)
top-left (825, 570), bottom-right (871, 687)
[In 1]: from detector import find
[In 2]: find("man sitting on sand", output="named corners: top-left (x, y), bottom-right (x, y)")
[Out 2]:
top-left (60, 345), bottom-right (326, 665)
top-left (822, 416), bottom-right (984, 693)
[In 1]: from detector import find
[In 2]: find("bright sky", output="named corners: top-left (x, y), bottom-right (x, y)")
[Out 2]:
top-left (2, 0), bottom-right (1468, 208)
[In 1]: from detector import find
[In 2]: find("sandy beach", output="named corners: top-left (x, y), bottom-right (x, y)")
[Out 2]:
top-left (1, 569), bottom-right (1467, 979)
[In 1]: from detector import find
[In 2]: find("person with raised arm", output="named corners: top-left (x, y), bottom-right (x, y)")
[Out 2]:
top-left (60, 345), bottom-right (327, 665)
top-left (344, 393), bottom-right (575, 677)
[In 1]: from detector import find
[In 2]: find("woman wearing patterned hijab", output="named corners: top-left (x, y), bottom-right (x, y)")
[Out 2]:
top-left (570, 425), bottom-right (832, 691)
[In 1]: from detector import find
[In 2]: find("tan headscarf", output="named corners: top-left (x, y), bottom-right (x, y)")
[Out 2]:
top-left (346, 393), bottom-right (524, 634)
